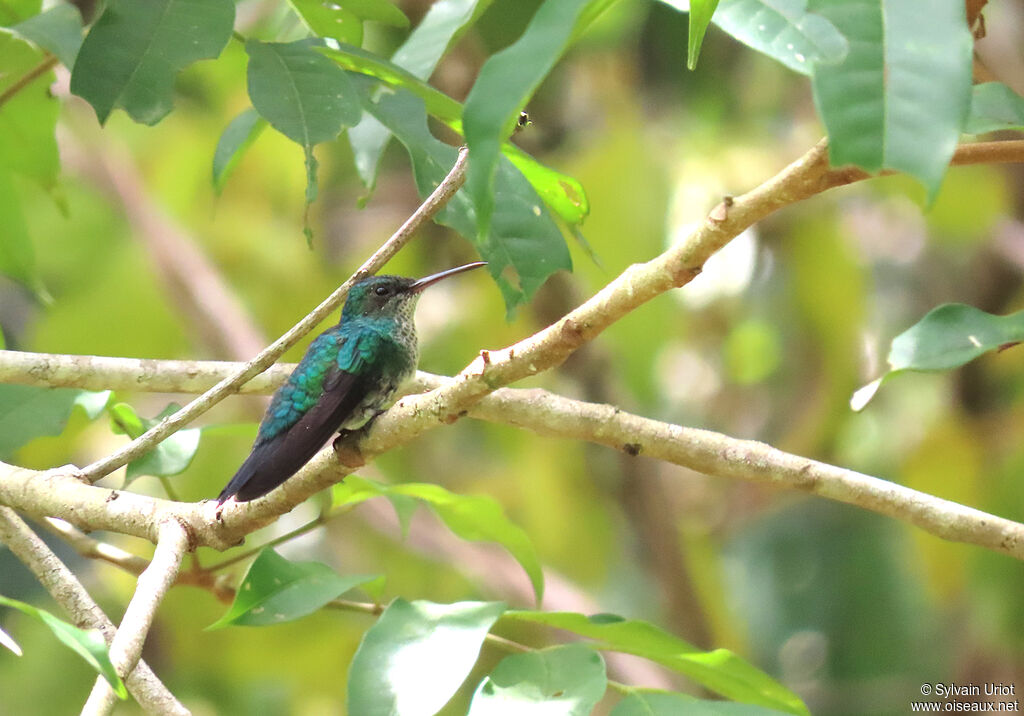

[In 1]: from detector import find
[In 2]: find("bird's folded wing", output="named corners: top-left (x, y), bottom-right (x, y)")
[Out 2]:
top-left (217, 367), bottom-right (370, 503)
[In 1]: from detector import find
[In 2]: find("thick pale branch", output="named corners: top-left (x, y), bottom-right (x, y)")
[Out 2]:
top-left (0, 507), bottom-right (188, 715)
top-left (2, 352), bottom-right (1022, 560)
top-left (78, 147), bottom-right (470, 483)
top-left (81, 519), bottom-right (190, 716)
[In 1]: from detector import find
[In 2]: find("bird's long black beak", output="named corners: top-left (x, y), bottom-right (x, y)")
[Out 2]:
top-left (409, 261), bottom-right (487, 294)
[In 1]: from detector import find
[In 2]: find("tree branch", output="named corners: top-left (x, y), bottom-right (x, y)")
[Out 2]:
top-left (0, 507), bottom-right (188, 715)
top-left (81, 519), bottom-right (190, 716)
top-left (77, 146), bottom-right (470, 483)
top-left (1, 353), bottom-right (1022, 560)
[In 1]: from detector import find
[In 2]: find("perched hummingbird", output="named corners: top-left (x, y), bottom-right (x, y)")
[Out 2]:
top-left (217, 261), bottom-right (486, 504)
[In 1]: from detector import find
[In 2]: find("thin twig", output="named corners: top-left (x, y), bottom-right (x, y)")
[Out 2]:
top-left (81, 519), bottom-right (190, 716)
top-left (0, 507), bottom-right (188, 715)
top-left (78, 146), bottom-right (470, 484)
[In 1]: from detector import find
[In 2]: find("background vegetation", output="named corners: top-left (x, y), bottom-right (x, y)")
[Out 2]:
top-left (1, 0), bottom-right (1023, 714)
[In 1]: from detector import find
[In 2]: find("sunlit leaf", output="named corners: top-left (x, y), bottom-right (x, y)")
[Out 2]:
top-left (0, 625), bottom-right (22, 656)
top-left (463, 0), bottom-right (594, 240)
top-left (612, 690), bottom-right (792, 715)
top-left (0, 31), bottom-right (59, 191)
top-left (966, 82), bottom-right (1024, 134)
top-left (0, 595), bottom-right (126, 699)
top-left (289, 0), bottom-right (363, 45)
top-left (340, 0), bottom-right (408, 28)
top-left (73, 390), bottom-right (111, 420)
top-left (0, 168), bottom-right (43, 295)
top-left (212, 108), bottom-right (268, 194)
top-left (504, 611), bottom-right (809, 715)
top-left (70, 0), bottom-right (235, 125)
top-left (809, 0), bottom-right (972, 199)
top-left (347, 599), bottom-right (506, 716)
top-left (686, 0), bottom-right (720, 70)
top-left (11, 4), bottom-right (83, 68)
top-left (208, 548), bottom-right (378, 628)
top-left (334, 475), bottom-right (545, 602)
top-left (853, 303), bottom-right (1024, 411)
top-left (468, 644), bottom-right (606, 715)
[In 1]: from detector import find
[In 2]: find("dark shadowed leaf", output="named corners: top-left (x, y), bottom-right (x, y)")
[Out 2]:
top-left (321, 44), bottom-right (588, 227)
top-left (208, 548), bottom-right (379, 629)
top-left (212, 108), bottom-right (268, 193)
top-left (347, 599), bottom-right (506, 716)
top-left (809, 0), bottom-right (972, 199)
top-left (70, 0), bottom-right (235, 125)
top-left (462, 0), bottom-right (593, 240)
top-left (245, 38), bottom-right (362, 227)
top-left (852, 304), bottom-right (1024, 410)
top-left (108, 403), bottom-right (201, 482)
top-left (358, 83), bottom-right (570, 317)
top-left (0, 385), bottom-right (101, 459)
top-left (505, 611), bottom-right (809, 715)
top-left (468, 644), bottom-right (606, 715)
top-left (966, 82), bottom-right (1024, 134)
top-left (705, 0), bottom-right (847, 76)
top-left (11, 4), bottom-right (83, 67)
top-left (0, 595), bottom-right (126, 699)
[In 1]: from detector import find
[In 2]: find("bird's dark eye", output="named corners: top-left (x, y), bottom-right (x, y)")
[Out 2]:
top-left (374, 286), bottom-right (389, 297)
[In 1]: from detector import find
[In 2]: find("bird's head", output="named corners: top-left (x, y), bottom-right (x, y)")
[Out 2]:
top-left (341, 262), bottom-right (486, 321)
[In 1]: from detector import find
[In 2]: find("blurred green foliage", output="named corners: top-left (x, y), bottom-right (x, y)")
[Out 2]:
top-left (0, 0), bottom-right (1023, 714)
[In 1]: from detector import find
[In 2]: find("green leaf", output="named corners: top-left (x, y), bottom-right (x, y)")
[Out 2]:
top-left (347, 599), bottom-right (506, 716)
top-left (358, 82), bottom-right (571, 317)
top-left (69, 0), bottom-right (235, 125)
top-left (612, 690), bottom-right (792, 715)
top-left (11, 4), bottom-right (83, 68)
top-left (469, 644), bottom-right (606, 715)
top-left (208, 549), bottom-right (377, 628)
top-left (289, 0), bottom-right (363, 45)
top-left (852, 304), bottom-right (1024, 411)
top-left (0, 385), bottom-right (85, 459)
top-left (0, 31), bottom-right (59, 190)
top-left (108, 403), bottom-right (201, 482)
top-left (0, 625), bottom-right (22, 656)
top-left (73, 390), bottom-right (111, 419)
top-left (686, 0), bottom-right (720, 70)
top-left (966, 82), bottom-right (1024, 134)
top-left (707, 0), bottom-right (848, 76)
top-left (0, 595), bottom-right (127, 699)
top-left (212, 108), bottom-right (268, 194)
top-left (245, 39), bottom-right (362, 232)
top-left (463, 0), bottom-right (594, 240)
top-left (504, 611), bottom-right (809, 715)
top-left (334, 475), bottom-right (545, 602)
top-left (340, 0), bottom-right (409, 28)
top-left (346, 0), bottom-right (492, 189)
top-left (0, 0), bottom-right (42, 25)
top-left (809, 0), bottom-right (972, 199)
top-left (0, 168), bottom-right (44, 295)
top-left (320, 44), bottom-right (589, 227)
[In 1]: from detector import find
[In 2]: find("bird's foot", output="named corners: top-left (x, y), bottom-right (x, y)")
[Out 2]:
top-left (333, 430), bottom-right (366, 468)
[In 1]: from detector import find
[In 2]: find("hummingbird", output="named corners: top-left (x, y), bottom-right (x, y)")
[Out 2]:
top-left (217, 261), bottom-right (486, 504)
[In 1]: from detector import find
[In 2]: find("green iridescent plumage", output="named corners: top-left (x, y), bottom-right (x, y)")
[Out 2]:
top-left (217, 262), bottom-right (485, 504)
